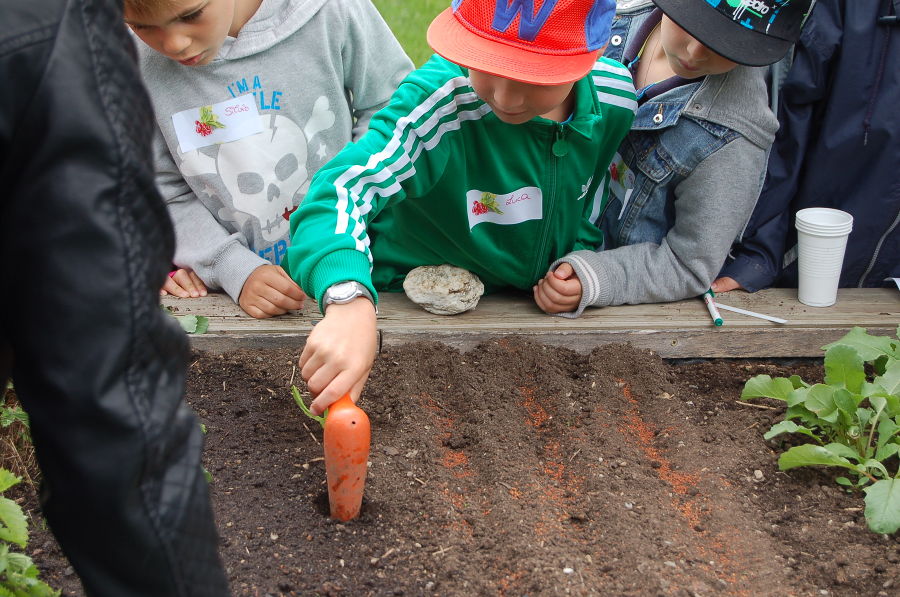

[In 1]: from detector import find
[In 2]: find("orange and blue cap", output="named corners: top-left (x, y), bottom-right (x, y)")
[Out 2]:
top-left (427, 0), bottom-right (616, 85)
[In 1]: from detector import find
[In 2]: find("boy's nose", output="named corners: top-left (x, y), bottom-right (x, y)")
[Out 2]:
top-left (161, 32), bottom-right (192, 57)
top-left (684, 39), bottom-right (708, 62)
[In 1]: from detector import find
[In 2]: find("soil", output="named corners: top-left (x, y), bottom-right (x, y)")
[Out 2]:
top-left (8, 338), bottom-right (900, 596)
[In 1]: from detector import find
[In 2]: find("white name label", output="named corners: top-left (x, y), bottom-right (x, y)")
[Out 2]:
top-left (466, 187), bottom-right (543, 230)
top-left (172, 94), bottom-right (264, 153)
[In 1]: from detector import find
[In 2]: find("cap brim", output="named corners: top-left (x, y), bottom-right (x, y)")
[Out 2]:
top-left (426, 8), bottom-right (600, 86)
top-left (652, 0), bottom-right (792, 67)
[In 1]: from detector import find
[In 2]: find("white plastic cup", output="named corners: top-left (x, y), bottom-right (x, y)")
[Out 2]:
top-left (795, 208), bottom-right (853, 307)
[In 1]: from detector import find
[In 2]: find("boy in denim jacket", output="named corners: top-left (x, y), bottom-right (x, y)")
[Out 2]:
top-left (536, 0), bottom-right (813, 316)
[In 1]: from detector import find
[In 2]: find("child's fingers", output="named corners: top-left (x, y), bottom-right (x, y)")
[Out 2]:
top-left (242, 294), bottom-right (286, 319)
top-left (187, 271), bottom-right (208, 296)
top-left (162, 276), bottom-right (190, 298)
top-left (170, 269), bottom-right (204, 297)
top-left (252, 285), bottom-right (304, 314)
top-left (534, 280), bottom-right (566, 313)
top-left (711, 276), bottom-right (742, 293)
top-left (552, 262), bottom-right (575, 280)
top-left (274, 267), bottom-right (307, 301)
top-left (544, 270), bottom-right (580, 296)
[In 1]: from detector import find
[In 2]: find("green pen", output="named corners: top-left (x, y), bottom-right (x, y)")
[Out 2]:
top-left (702, 289), bottom-right (724, 326)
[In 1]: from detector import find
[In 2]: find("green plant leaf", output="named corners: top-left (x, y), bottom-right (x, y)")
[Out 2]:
top-left (873, 358), bottom-right (900, 396)
top-left (875, 443), bottom-right (899, 463)
top-left (877, 417), bottom-right (900, 449)
top-left (862, 459), bottom-right (891, 479)
top-left (824, 442), bottom-right (862, 462)
top-left (803, 384), bottom-right (840, 423)
top-left (778, 444), bottom-right (862, 472)
top-left (193, 316), bottom-right (209, 334)
top-left (824, 344), bottom-right (866, 394)
top-left (0, 407), bottom-right (28, 430)
top-left (741, 375), bottom-right (796, 401)
top-left (174, 315), bottom-right (209, 334)
top-left (824, 327), bottom-right (899, 362)
top-left (835, 476), bottom-right (853, 487)
top-left (0, 497), bottom-right (28, 548)
top-left (863, 478), bottom-right (900, 534)
top-left (857, 407), bottom-right (873, 431)
top-left (176, 315), bottom-right (198, 333)
top-left (291, 386), bottom-right (325, 428)
top-left (832, 389), bottom-right (859, 422)
top-left (0, 471), bottom-right (19, 495)
top-left (784, 403), bottom-right (820, 427)
top-left (787, 375), bottom-right (809, 389)
top-left (763, 420), bottom-right (820, 442)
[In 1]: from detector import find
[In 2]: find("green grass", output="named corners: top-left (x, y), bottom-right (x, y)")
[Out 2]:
top-left (372, 0), bottom-right (447, 67)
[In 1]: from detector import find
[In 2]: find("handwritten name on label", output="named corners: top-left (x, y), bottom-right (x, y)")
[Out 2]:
top-left (172, 94), bottom-right (263, 153)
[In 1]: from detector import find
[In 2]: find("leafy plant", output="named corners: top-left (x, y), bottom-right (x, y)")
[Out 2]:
top-left (0, 469), bottom-right (59, 596)
top-left (741, 326), bottom-right (900, 534)
top-left (161, 306), bottom-right (209, 334)
top-left (0, 407), bottom-right (29, 445)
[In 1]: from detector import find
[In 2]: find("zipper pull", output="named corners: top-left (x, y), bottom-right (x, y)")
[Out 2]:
top-left (552, 125), bottom-right (569, 157)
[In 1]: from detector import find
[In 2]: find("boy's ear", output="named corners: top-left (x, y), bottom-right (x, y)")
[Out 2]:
top-left (596, 43), bottom-right (609, 57)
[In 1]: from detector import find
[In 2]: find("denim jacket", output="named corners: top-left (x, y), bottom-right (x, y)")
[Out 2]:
top-left (553, 0), bottom-right (778, 316)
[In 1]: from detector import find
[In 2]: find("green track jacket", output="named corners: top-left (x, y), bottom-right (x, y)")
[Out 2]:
top-left (286, 55), bottom-right (636, 308)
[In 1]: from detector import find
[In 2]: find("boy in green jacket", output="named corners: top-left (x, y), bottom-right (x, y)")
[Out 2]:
top-left (286, 0), bottom-right (636, 414)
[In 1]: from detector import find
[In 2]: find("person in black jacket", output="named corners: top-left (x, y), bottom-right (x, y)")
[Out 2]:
top-left (713, 0), bottom-right (899, 293)
top-left (0, 0), bottom-right (229, 595)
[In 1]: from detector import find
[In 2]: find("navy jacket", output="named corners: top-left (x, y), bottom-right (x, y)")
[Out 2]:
top-left (720, 0), bottom-right (899, 290)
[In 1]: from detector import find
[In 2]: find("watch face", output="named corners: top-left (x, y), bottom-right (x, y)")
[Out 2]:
top-left (329, 281), bottom-right (359, 301)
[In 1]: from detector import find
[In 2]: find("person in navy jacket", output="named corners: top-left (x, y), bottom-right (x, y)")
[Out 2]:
top-left (713, 0), bottom-right (899, 293)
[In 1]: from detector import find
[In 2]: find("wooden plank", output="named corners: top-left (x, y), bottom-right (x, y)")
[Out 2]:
top-left (162, 288), bottom-right (898, 358)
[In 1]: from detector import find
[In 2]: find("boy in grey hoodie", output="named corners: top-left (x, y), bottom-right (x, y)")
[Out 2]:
top-left (124, 0), bottom-right (412, 318)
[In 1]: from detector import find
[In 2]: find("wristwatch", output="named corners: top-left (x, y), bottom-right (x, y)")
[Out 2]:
top-left (322, 281), bottom-right (376, 311)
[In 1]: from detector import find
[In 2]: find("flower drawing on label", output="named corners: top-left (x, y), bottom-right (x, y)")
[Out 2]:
top-left (472, 191), bottom-right (504, 216)
top-left (194, 105), bottom-right (226, 137)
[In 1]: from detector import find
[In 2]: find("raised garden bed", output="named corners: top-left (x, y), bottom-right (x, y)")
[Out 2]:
top-left (16, 339), bottom-right (899, 596)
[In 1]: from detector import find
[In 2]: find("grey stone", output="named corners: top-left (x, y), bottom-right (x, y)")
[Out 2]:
top-left (403, 265), bottom-right (484, 315)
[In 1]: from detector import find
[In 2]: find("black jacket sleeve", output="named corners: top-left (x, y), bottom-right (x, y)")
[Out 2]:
top-left (0, 1), bottom-right (229, 595)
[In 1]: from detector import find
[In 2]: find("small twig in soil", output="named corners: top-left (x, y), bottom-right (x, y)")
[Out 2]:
top-left (569, 448), bottom-right (581, 463)
top-left (431, 545), bottom-right (452, 557)
top-left (413, 477), bottom-right (427, 486)
top-left (302, 421), bottom-right (320, 446)
top-left (733, 401), bottom-right (780, 411)
top-left (222, 380), bottom-right (226, 391)
top-left (289, 364), bottom-right (296, 386)
top-left (497, 481), bottom-right (515, 491)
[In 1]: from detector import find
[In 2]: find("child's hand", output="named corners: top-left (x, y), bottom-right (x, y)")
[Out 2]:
top-left (533, 262), bottom-right (582, 314)
top-left (161, 268), bottom-right (208, 298)
top-left (711, 276), bottom-right (744, 293)
top-left (238, 265), bottom-right (306, 318)
top-left (299, 298), bottom-right (378, 415)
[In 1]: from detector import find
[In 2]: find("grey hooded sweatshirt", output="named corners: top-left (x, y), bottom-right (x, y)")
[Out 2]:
top-left (552, 0), bottom-right (779, 316)
top-left (137, 0), bottom-right (413, 301)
